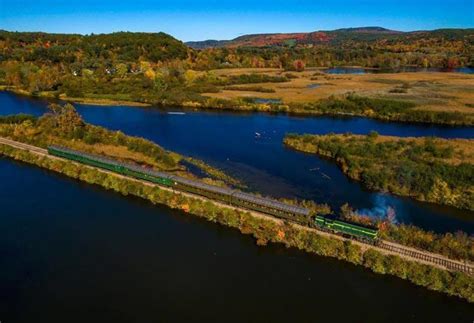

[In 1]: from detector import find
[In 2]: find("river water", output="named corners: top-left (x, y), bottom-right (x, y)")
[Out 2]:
top-left (1, 92), bottom-right (473, 234)
top-left (1, 92), bottom-right (474, 321)
top-left (1, 157), bottom-right (474, 322)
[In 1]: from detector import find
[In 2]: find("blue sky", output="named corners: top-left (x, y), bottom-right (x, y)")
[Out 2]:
top-left (1, 0), bottom-right (473, 41)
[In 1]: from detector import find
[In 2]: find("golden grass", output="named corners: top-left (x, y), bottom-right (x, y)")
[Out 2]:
top-left (203, 68), bottom-right (474, 114)
top-left (58, 95), bottom-right (151, 107)
top-left (210, 67), bottom-right (285, 76)
top-left (59, 141), bottom-right (174, 169)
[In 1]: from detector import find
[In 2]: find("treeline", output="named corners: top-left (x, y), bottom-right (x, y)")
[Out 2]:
top-left (290, 94), bottom-right (474, 126)
top-left (383, 224), bottom-right (474, 262)
top-left (284, 133), bottom-right (474, 210)
top-left (2, 29), bottom-right (472, 71)
top-left (193, 43), bottom-right (473, 70)
top-left (211, 94), bottom-right (472, 126)
top-left (212, 94), bottom-right (473, 126)
top-left (0, 31), bottom-right (188, 64)
top-left (1, 143), bottom-right (472, 302)
top-left (0, 113), bottom-right (37, 124)
top-left (189, 28), bottom-right (473, 69)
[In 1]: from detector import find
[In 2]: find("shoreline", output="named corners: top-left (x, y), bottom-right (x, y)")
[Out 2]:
top-left (1, 88), bottom-right (473, 126)
top-left (0, 87), bottom-right (152, 107)
top-left (0, 139), bottom-right (473, 302)
top-left (59, 96), bottom-right (152, 107)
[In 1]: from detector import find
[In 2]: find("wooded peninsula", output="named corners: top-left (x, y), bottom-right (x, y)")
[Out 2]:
top-left (284, 132), bottom-right (474, 210)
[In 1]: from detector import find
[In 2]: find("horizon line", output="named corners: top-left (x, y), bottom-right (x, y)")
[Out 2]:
top-left (1, 25), bottom-right (474, 42)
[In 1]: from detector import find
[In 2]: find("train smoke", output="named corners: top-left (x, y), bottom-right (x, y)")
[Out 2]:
top-left (355, 195), bottom-right (397, 223)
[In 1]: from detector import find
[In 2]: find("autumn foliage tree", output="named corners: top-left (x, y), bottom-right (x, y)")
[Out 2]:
top-left (45, 103), bottom-right (85, 138)
top-left (292, 59), bottom-right (306, 72)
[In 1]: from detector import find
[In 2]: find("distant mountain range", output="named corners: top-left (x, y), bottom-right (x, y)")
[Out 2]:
top-left (186, 27), bottom-right (472, 49)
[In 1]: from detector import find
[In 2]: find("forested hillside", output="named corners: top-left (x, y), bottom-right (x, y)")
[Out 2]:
top-left (0, 30), bottom-right (189, 62)
top-left (0, 28), bottom-right (472, 113)
top-left (187, 28), bottom-right (474, 69)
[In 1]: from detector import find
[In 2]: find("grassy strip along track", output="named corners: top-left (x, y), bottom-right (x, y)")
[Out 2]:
top-left (0, 137), bottom-right (473, 302)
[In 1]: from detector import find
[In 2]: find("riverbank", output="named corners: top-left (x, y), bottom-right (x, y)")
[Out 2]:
top-left (0, 86), bottom-right (151, 107)
top-left (284, 133), bottom-right (474, 211)
top-left (4, 87), bottom-right (472, 126)
top-left (59, 95), bottom-right (152, 107)
top-left (2, 68), bottom-right (474, 126)
top-left (202, 69), bottom-right (474, 126)
top-left (204, 94), bottom-right (474, 126)
top-left (0, 141), bottom-right (473, 302)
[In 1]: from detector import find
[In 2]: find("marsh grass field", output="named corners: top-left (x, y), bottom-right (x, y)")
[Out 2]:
top-left (203, 68), bottom-right (474, 115)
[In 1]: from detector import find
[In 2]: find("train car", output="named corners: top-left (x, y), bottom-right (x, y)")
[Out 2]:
top-left (231, 191), bottom-right (310, 224)
top-left (146, 170), bottom-right (175, 187)
top-left (48, 145), bottom-right (312, 226)
top-left (124, 164), bottom-right (174, 187)
top-left (48, 146), bottom-right (174, 187)
top-left (171, 176), bottom-right (234, 204)
top-left (315, 215), bottom-right (378, 242)
top-left (48, 145), bottom-right (126, 173)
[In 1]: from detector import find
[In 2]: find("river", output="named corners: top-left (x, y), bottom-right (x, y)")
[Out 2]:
top-left (1, 92), bottom-right (473, 234)
top-left (1, 157), bottom-right (474, 322)
top-left (1, 92), bottom-right (474, 322)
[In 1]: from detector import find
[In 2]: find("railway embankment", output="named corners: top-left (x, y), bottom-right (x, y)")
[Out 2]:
top-left (0, 137), bottom-right (473, 302)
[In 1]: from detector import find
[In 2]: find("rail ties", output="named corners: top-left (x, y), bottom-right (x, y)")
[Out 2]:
top-left (0, 138), bottom-right (47, 154)
top-left (379, 241), bottom-right (473, 275)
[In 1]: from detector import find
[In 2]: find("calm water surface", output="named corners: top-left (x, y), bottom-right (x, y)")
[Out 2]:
top-left (1, 157), bottom-right (473, 322)
top-left (1, 92), bottom-right (473, 234)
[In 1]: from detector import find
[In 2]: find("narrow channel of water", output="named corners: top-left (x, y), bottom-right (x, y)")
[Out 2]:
top-left (1, 91), bottom-right (473, 234)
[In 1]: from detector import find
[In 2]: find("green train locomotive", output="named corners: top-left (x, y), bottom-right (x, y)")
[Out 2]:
top-left (314, 215), bottom-right (378, 243)
top-left (48, 145), bottom-right (379, 243)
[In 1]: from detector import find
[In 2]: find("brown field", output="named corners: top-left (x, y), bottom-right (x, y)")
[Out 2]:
top-left (204, 68), bottom-right (474, 114)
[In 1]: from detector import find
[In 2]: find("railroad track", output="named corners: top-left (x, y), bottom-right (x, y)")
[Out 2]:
top-left (378, 241), bottom-right (473, 275)
top-left (0, 137), bottom-right (47, 155)
top-left (1, 136), bottom-right (473, 275)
